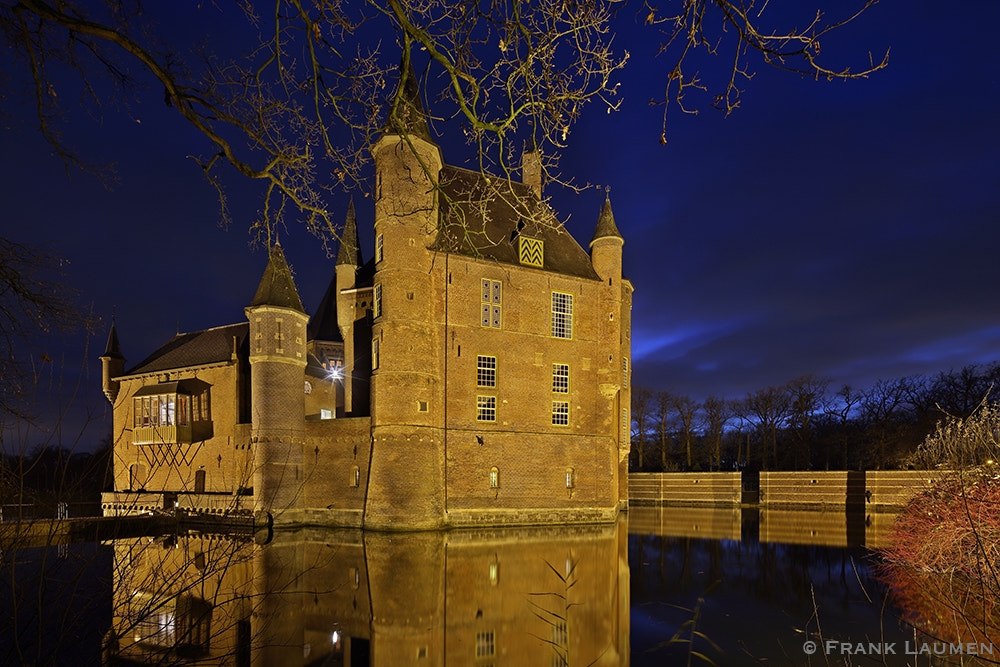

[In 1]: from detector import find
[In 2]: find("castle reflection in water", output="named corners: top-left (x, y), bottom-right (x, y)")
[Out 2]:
top-left (102, 507), bottom-right (911, 666)
top-left (104, 519), bottom-right (630, 666)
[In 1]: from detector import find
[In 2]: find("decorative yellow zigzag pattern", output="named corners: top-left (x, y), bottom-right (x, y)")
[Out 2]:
top-left (519, 237), bottom-right (544, 267)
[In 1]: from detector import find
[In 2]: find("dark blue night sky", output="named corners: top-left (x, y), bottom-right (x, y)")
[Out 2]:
top-left (2, 1), bottom-right (999, 448)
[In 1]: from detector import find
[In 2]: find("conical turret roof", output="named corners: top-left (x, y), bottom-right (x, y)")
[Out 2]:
top-left (101, 320), bottom-right (124, 359)
top-left (307, 274), bottom-right (343, 343)
top-left (388, 55), bottom-right (433, 143)
top-left (250, 242), bottom-right (305, 313)
top-left (590, 194), bottom-right (623, 247)
top-left (336, 198), bottom-right (361, 267)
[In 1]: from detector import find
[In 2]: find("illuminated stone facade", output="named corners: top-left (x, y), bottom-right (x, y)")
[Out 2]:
top-left (101, 65), bottom-right (632, 530)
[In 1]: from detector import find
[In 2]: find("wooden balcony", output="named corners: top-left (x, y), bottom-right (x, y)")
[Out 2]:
top-left (133, 424), bottom-right (193, 445)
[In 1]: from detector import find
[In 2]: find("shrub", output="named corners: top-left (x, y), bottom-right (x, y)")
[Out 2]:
top-left (906, 403), bottom-right (1000, 470)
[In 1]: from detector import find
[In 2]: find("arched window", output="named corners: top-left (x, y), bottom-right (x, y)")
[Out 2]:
top-left (566, 468), bottom-right (575, 489)
top-left (489, 467), bottom-right (499, 489)
top-left (351, 466), bottom-right (360, 487)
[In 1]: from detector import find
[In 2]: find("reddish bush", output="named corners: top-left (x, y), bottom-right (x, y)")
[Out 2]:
top-left (879, 468), bottom-right (1000, 645)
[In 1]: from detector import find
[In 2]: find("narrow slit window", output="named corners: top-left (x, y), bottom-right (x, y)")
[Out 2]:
top-left (373, 283), bottom-right (382, 318)
top-left (375, 233), bottom-right (384, 263)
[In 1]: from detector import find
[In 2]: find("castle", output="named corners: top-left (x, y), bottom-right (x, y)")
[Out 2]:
top-left (100, 65), bottom-right (633, 530)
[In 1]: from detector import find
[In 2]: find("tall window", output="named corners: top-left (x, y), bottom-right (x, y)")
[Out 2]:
top-left (551, 292), bottom-right (573, 339)
top-left (192, 390), bottom-right (210, 421)
top-left (373, 283), bottom-right (382, 318)
top-left (552, 364), bottom-right (569, 393)
top-left (134, 395), bottom-right (189, 428)
top-left (372, 338), bottom-right (380, 370)
top-left (375, 233), bottom-right (384, 263)
top-left (477, 356), bottom-right (497, 388)
top-left (622, 408), bottom-right (629, 444)
top-left (552, 401), bottom-right (569, 426)
top-left (477, 395), bottom-right (496, 422)
top-left (489, 467), bottom-right (499, 489)
top-left (481, 279), bottom-right (502, 328)
top-left (623, 357), bottom-right (629, 385)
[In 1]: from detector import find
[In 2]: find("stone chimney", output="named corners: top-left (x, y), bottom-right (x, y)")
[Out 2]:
top-left (522, 150), bottom-right (542, 198)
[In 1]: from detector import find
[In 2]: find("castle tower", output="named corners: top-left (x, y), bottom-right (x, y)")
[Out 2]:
top-left (335, 198), bottom-right (369, 416)
top-left (245, 243), bottom-right (309, 522)
top-left (589, 195), bottom-right (631, 508)
top-left (365, 56), bottom-right (447, 530)
top-left (99, 320), bottom-right (125, 404)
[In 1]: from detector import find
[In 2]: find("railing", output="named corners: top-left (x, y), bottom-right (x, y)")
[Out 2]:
top-left (133, 424), bottom-right (193, 444)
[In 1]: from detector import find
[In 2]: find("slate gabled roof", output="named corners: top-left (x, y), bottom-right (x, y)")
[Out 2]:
top-left (125, 323), bottom-right (249, 376)
top-left (430, 165), bottom-right (599, 280)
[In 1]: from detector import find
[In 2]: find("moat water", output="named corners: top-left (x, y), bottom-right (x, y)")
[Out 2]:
top-left (0, 508), bottom-right (972, 666)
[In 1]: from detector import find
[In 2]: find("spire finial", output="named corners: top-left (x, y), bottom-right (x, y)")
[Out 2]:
top-left (590, 192), bottom-right (623, 248)
top-left (336, 197), bottom-right (361, 267)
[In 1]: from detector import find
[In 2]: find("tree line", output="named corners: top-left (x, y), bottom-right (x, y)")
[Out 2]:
top-left (630, 363), bottom-right (1000, 472)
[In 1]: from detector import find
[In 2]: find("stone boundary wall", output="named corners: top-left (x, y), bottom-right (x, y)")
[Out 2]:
top-left (629, 470), bottom-right (955, 510)
top-left (759, 471), bottom-right (857, 509)
top-left (629, 472), bottom-right (741, 506)
top-left (865, 470), bottom-right (951, 512)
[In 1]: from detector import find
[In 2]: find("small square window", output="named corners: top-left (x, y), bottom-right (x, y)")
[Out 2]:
top-left (477, 356), bottom-right (497, 388)
top-left (476, 631), bottom-right (496, 658)
top-left (477, 396), bottom-right (496, 422)
top-left (417, 400), bottom-right (428, 412)
top-left (552, 364), bottom-right (569, 393)
top-left (552, 401), bottom-right (569, 426)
